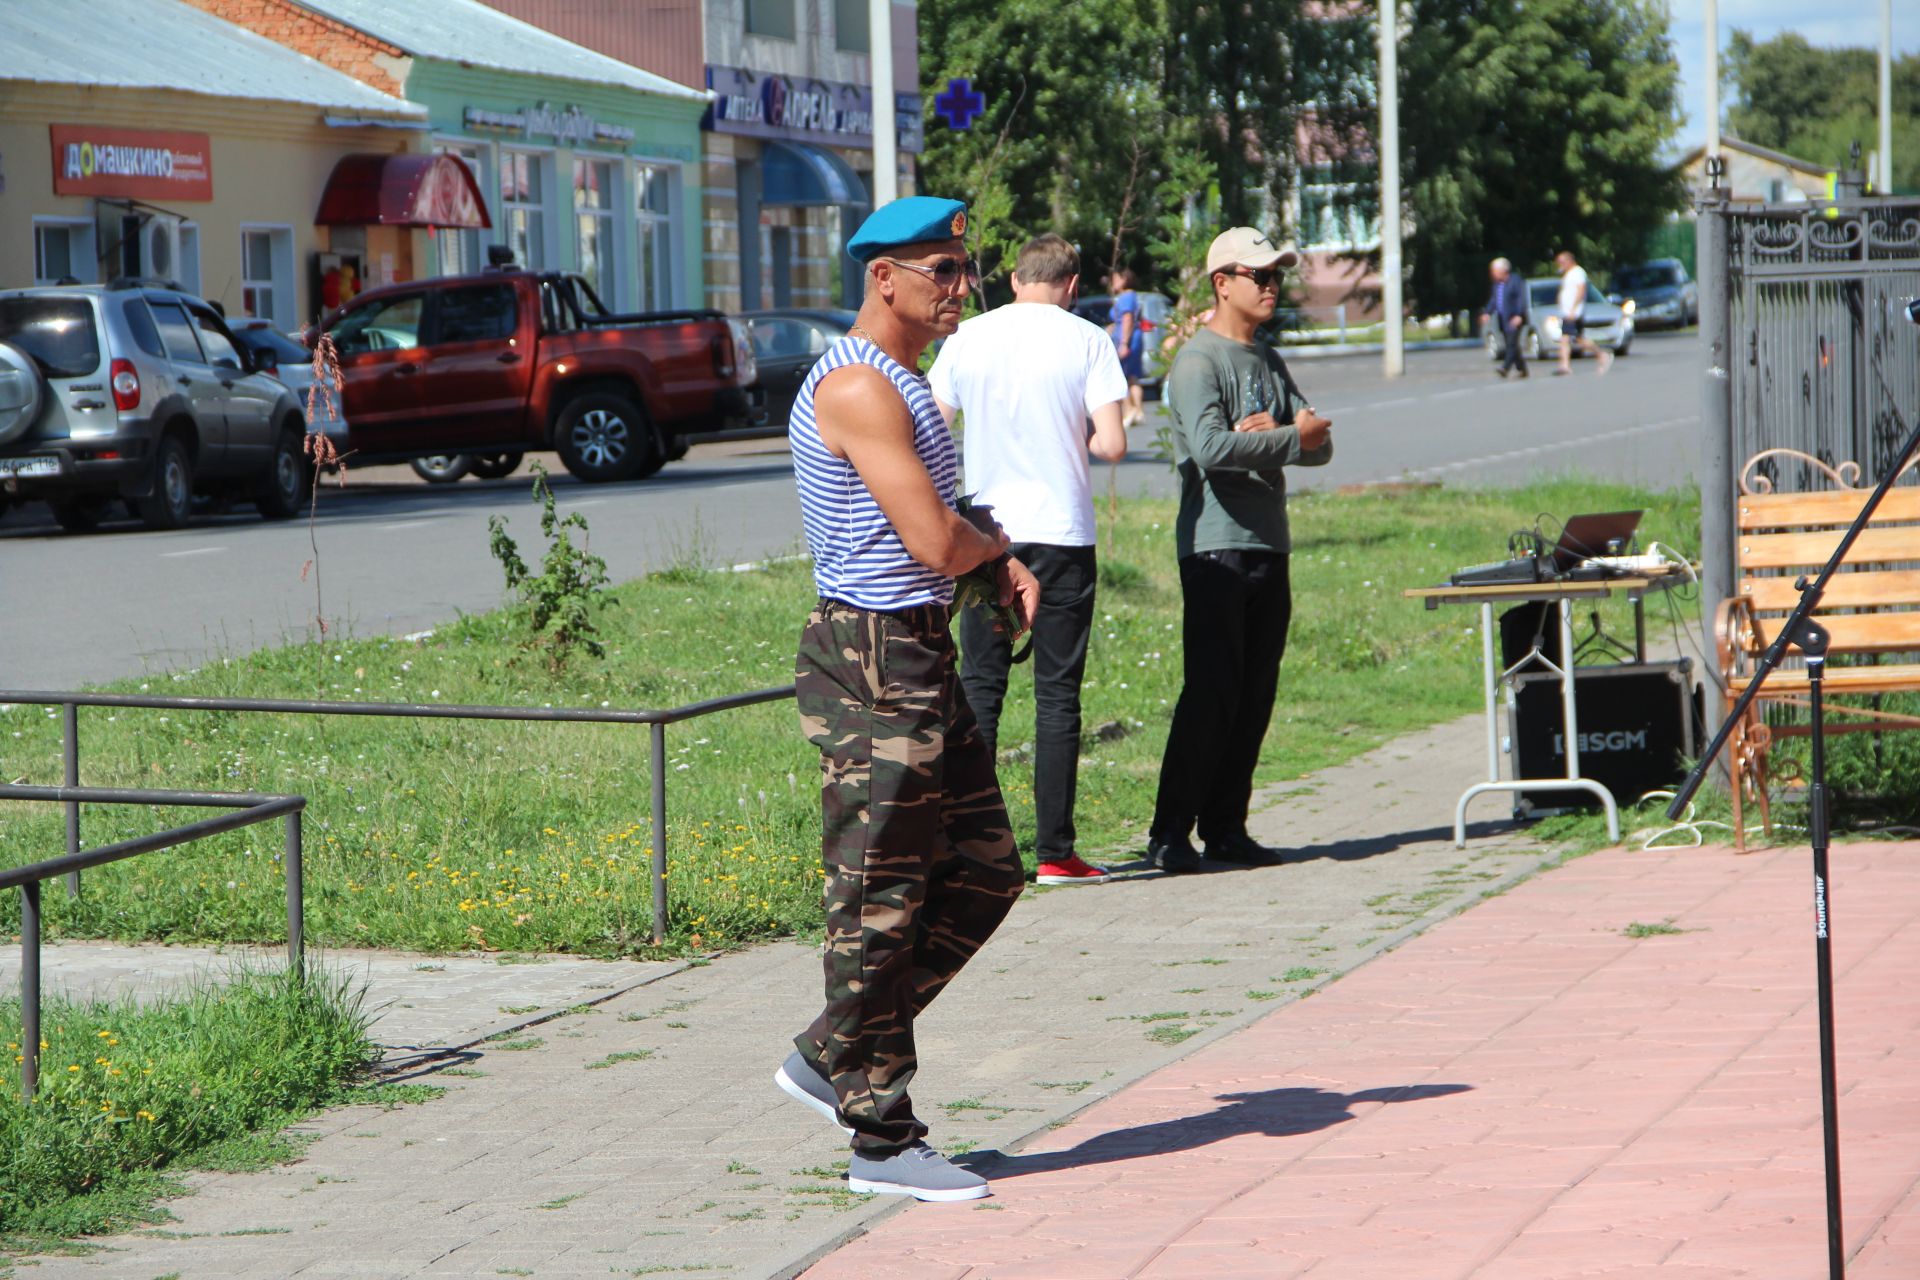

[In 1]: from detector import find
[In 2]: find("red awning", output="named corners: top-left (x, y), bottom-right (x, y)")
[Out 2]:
top-left (315, 153), bottom-right (491, 229)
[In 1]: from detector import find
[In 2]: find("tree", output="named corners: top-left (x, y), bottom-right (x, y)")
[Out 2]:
top-left (1725, 31), bottom-right (1920, 192)
top-left (1397, 0), bottom-right (1685, 314)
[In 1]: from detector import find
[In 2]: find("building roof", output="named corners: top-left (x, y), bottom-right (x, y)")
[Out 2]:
top-left (290, 0), bottom-right (708, 102)
top-left (0, 0), bottom-right (423, 116)
top-left (1676, 136), bottom-right (1831, 178)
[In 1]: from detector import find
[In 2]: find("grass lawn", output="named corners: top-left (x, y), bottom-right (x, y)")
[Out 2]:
top-left (0, 479), bottom-right (1702, 957)
top-left (0, 965), bottom-right (416, 1250)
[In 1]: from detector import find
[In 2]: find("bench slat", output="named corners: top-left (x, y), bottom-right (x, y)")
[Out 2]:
top-left (1736, 525), bottom-right (1920, 570)
top-left (1747, 612), bottom-right (1920, 654)
top-left (1738, 487), bottom-right (1920, 530)
top-left (1738, 569), bottom-right (1920, 612)
top-left (1727, 661), bottom-right (1920, 696)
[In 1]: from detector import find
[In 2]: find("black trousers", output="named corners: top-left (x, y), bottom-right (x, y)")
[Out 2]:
top-left (957, 543), bottom-right (1098, 861)
top-left (1497, 318), bottom-right (1527, 374)
top-left (1152, 549), bottom-right (1293, 845)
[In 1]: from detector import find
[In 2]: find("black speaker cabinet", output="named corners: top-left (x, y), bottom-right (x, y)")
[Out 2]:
top-left (1508, 660), bottom-right (1702, 818)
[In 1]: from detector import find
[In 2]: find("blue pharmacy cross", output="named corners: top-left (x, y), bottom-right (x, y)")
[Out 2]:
top-left (934, 78), bottom-right (986, 130)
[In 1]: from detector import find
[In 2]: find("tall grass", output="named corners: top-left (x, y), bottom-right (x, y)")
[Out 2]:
top-left (0, 481), bottom-right (1702, 956)
top-left (0, 964), bottom-right (374, 1241)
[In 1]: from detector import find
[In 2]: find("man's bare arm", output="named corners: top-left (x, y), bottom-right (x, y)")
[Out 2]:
top-left (815, 365), bottom-right (1002, 576)
top-left (1087, 399), bottom-right (1128, 462)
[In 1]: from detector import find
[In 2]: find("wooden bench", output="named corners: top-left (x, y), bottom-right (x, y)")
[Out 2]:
top-left (1717, 449), bottom-right (1920, 848)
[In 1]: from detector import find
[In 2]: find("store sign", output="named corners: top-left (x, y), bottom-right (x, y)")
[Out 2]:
top-left (461, 102), bottom-right (636, 147)
top-left (704, 66), bottom-right (924, 154)
top-left (49, 124), bottom-right (212, 200)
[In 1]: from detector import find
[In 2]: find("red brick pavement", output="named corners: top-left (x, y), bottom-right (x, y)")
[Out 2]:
top-left (804, 840), bottom-right (1920, 1279)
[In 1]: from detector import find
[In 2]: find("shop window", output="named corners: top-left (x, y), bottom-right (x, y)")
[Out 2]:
top-left (34, 219), bottom-right (98, 285)
top-left (635, 162), bottom-right (676, 312)
top-left (240, 226), bottom-right (294, 331)
top-left (501, 150), bottom-right (548, 269)
top-left (746, 0), bottom-right (795, 39)
top-left (834, 0), bottom-right (869, 52)
top-left (573, 158), bottom-right (618, 308)
top-left (436, 142), bottom-right (487, 276)
top-left (1297, 162), bottom-right (1378, 252)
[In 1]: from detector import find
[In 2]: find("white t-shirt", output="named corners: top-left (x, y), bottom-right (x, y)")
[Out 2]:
top-left (1559, 265), bottom-right (1589, 321)
top-left (927, 302), bottom-right (1129, 546)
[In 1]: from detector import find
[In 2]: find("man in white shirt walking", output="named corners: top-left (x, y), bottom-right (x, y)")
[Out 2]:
top-left (930, 234), bottom-right (1130, 886)
top-left (1554, 249), bottom-right (1612, 376)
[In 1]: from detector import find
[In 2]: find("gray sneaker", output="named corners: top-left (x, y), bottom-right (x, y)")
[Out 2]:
top-left (773, 1050), bottom-right (853, 1135)
top-left (848, 1143), bottom-right (989, 1202)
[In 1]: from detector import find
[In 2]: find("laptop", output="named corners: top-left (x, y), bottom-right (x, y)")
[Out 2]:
top-left (1551, 511), bottom-right (1644, 576)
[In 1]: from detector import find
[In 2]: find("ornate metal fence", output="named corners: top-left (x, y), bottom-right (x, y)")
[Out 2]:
top-left (1695, 184), bottom-right (1920, 647)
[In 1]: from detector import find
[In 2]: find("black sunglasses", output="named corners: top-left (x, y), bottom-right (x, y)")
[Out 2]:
top-left (876, 256), bottom-right (982, 291)
top-left (1225, 265), bottom-right (1282, 289)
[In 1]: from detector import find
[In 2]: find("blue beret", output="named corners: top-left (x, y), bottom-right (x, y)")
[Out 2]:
top-left (846, 197), bottom-right (969, 262)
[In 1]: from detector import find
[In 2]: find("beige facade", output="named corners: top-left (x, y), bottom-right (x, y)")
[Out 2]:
top-left (1678, 138), bottom-right (1832, 205)
top-left (0, 82), bottom-right (419, 329)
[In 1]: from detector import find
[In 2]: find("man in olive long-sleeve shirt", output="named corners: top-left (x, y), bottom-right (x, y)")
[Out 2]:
top-left (1145, 228), bottom-right (1333, 874)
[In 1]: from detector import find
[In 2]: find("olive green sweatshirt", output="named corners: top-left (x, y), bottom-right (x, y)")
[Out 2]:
top-left (1165, 328), bottom-right (1334, 559)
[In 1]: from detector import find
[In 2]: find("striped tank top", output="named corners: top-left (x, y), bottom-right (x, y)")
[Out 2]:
top-left (789, 336), bottom-right (958, 609)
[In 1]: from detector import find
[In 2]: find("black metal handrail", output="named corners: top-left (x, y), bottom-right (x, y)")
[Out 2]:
top-left (0, 684), bottom-right (798, 947)
top-left (0, 784), bottom-right (305, 1101)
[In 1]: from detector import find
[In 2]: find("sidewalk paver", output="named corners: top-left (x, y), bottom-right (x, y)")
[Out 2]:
top-left (804, 838), bottom-right (1920, 1279)
top-left (10, 709), bottom-right (1564, 1279)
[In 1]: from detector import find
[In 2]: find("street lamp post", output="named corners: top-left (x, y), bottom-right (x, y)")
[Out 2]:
top-left (1379, 0), bottom-right (1403, 378)
top-left (1704, 0), bottom-right (1720, 166)
top-left (1881, 0), bottom-right (1895, 193)
top-left (870, 0), bottom-right (898, 207)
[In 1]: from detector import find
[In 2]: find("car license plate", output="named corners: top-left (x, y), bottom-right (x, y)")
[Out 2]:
top-left (0, 455), bottom-right (60, 478)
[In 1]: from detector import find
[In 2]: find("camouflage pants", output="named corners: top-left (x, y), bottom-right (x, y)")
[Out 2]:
top-left (793, 599), bottom-right (1023, 1154)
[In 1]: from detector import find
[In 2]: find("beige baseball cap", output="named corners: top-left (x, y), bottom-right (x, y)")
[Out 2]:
top-left (1205, 227), bottom-right (1300, 275)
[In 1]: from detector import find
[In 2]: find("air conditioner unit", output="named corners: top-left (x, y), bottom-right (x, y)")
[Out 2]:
top-left (143, 217), bottom-right (181, 281)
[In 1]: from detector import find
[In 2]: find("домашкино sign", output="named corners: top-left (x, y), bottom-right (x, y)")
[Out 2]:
top-left (49, 124), bottom-right (213, 201)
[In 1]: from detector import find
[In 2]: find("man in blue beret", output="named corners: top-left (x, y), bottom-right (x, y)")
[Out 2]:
top-left (772, 196), bottom-right (1039, 1202)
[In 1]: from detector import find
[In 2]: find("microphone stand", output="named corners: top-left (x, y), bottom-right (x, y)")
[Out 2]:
top-left (1669, 405), bottom-right (1920, 1280)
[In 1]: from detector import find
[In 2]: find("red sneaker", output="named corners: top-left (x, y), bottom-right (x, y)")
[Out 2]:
top-left (1036, 855), bottom-right (1112, 886)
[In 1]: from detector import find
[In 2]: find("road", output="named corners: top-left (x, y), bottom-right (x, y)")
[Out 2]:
top-left (1, 331), bottom-right (1701, 689)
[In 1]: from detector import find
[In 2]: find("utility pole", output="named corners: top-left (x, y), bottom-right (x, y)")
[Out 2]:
top-left (1379, 0), bottom-right (1403, 378)
top-left (870, 0), bottom-right (898, 207)
top-left (1704, 0), bottom-right (1719, 166)
top-left (1881, 0), bottom-right (1895, 194)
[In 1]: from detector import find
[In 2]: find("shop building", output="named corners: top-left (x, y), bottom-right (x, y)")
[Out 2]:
top-left (192, 0), bottom-right (711, 312)
top-left (479, 0), bottom-right (925, 311)
top-left (0, 0), bottom-right (430, 330)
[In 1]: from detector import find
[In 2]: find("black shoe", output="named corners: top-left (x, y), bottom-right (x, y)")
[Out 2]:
top-left (1143, 835), bottom-right (1202, 875)
top-left (1202, 833), bottom-right (1286, 867)
top-left (1495, 367), bottom-right (1509, 379)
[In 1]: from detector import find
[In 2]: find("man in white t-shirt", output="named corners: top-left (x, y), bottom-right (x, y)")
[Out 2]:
top-left (929, 233), bottom-right (1130, 886)
top-left (1554, 249), bottom-right (1612, 376)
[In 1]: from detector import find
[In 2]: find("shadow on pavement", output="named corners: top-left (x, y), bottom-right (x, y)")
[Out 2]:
top-left (962, 1083), bottom-right (1473, 1179)
top-left (1286, 821), bottom-right (1523, 865)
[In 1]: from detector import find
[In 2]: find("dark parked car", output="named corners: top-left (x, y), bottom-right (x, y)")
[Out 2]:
top-left (0, 282), bottom-right (309, 531)
top-left (743, 308), bottom-right (857, 430)
top-left (1607, 258), bottom-right (1698, 330)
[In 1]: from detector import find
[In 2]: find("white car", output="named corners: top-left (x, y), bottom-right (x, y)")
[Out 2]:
top-left (1485, 279), bottom-right (1635, 362)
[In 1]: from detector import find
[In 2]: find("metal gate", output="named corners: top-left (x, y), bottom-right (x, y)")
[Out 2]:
top-left (1696, 186), bottom-right (1920, 623)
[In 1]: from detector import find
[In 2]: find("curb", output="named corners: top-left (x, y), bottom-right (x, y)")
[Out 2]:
top-left (1280, 337), bottom-right (1482, 361)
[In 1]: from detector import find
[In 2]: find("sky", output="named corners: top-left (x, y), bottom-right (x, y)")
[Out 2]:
top-left (1666, 0), bottom-right (1917, 155)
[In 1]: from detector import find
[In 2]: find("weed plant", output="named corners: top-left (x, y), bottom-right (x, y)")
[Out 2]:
top-left (0, 481), bottom-right (1698, 957)
top-left (0, 964), bottom-right (373, 1243)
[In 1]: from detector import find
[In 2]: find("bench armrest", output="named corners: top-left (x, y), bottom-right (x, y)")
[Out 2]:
top-left (1716, 593), bottom-right (1760, 687)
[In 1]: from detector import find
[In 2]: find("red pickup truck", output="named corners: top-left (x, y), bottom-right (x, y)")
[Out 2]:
top-left (313, 269), bottom-right (758, 483)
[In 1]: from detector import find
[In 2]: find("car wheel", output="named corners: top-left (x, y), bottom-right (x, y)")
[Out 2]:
top-left (469, 452), bottom-right (523, 480)
top-left (51, 495), bottom-right (110, 533)
top-left (1524, 330), bottom-right (1541, 360)
top-left (257, 424), bottom-right (312, 520)
top-left (137, 435), bottom-right (194, 530)
top-left (1484, 330), bottom-right (1502, 362)
top-left (554, 393), bottom-right (655, 483)
top-left (410, 454), bottom-right (471, 484)
top-left (1614, 333), bottom-right (1632, 358)
top-left (0, 342), bottom-right (46, 446)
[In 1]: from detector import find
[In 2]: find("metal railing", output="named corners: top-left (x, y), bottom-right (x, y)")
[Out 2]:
top-left (0, 684), bottom-right (797, 947)
top-left (1, 783), bottom-right (305, 1101)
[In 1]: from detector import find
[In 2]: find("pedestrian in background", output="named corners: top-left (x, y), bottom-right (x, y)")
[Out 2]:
top-left (930, 233), bottom-right (1130, 887)
top-left (775, 196), bottom-right (1039, 1203)
top-left (1479, 257), bottom-right (1528, 379)
top-left (1108, 267), bottom-right (1148, 427)
top-left (1144, 228), bottom-right (1332, 875)
top-left (1554, 249), bottom-right (1612, 376)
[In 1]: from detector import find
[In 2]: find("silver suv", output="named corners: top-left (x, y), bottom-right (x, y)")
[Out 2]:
top-left (0, 282), bottom-right (310, 532)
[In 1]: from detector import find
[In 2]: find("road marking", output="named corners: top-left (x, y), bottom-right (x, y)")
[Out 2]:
top-left (160, 546), bottom-right (226, 558)
top-left (568, 499), bottom-right (608, 508)
top-left (379, 519), bottom-right (443, 531)
top-left (1430, 388), bottom-right (1476, 401)
top-left (1370, 397), bottom-right (1418, 410)
top-left (1402, 416), bottom-right (1693, 480)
